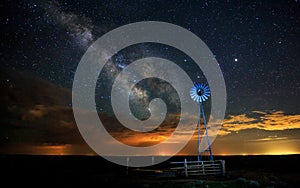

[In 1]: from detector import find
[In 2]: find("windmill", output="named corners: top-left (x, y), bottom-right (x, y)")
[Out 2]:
top-left (190, 83), bottom-right (213, 161)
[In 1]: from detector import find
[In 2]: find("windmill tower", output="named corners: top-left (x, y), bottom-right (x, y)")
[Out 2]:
top-left (190, 83), bottom-right (213, 161)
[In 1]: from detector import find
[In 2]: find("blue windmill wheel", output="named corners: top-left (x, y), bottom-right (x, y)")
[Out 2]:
top-left (190, 83), bottom-right (210, 103)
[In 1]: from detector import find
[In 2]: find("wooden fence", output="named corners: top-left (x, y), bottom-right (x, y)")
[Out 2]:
top-left (170, 159), bottom-right (226, 177)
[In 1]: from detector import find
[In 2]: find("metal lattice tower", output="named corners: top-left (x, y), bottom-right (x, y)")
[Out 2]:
top-left (190, 83), bottom-right (214, 161)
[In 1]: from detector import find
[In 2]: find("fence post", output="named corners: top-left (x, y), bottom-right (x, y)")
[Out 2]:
top-left (126, 157), bottom-right (129, 176)
top-left (184, 158), bottom-right (188, 177)
top-left (221, 160), bottom-right (226, 176)
top-left (201, 161), bottom-right (205, 175)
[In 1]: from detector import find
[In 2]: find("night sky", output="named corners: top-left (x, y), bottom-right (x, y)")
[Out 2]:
top-left (1, 0), bottom-right (300, 156)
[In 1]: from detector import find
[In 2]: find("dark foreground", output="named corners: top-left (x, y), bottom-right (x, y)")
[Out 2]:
top-left (1, 154), bottom-right (299, 187)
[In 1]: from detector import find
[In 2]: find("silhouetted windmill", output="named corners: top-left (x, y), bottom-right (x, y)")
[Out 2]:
top-left (190, 83), bottom-right (213, 161)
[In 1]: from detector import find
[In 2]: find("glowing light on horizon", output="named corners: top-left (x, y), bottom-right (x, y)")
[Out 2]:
top-left (264, 149), bottom-right (300, 155)
top-left (209, 150), bottom-right (300, 156)
top-left (33, 144), bottom-right (72, 155)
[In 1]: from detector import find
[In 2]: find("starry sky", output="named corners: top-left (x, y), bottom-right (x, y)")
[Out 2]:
top-left (1, 0), bottom-right (300, 156)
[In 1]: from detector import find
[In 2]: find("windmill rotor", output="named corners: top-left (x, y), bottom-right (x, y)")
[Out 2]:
top-left (190, 83), bottom-right (210, 103)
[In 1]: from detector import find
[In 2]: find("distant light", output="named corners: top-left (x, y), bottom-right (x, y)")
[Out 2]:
top-left (234, 58), bottom-right (238, 62)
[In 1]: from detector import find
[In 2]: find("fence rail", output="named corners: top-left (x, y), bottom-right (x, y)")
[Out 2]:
top-left (170, 159), bottom-right (226, 177)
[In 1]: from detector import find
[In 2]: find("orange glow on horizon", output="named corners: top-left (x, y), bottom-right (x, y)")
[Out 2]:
top-left (33, 144), bottom-right (73, 155)
top-left (4, 143), bottom-right (299, 156)
top-left (2, 110), bottom-right (299, 156)
top-left (263, 148), bottom-right (300, 155)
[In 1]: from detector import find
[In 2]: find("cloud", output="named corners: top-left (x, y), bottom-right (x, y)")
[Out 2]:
top-left (250, 136), bottom-right (289, 142)
top-left (219, 110), bottom-right (300, 135)
top-left (104, 112), bottom-right (197, 147)
top-left (26, 105), bottom-right (47, 118)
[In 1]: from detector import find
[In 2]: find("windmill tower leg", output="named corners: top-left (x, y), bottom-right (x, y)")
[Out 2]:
top-left (197, 102), bottom-right (201, 162)
top-left (201, 102), bottom-right (213, 161)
